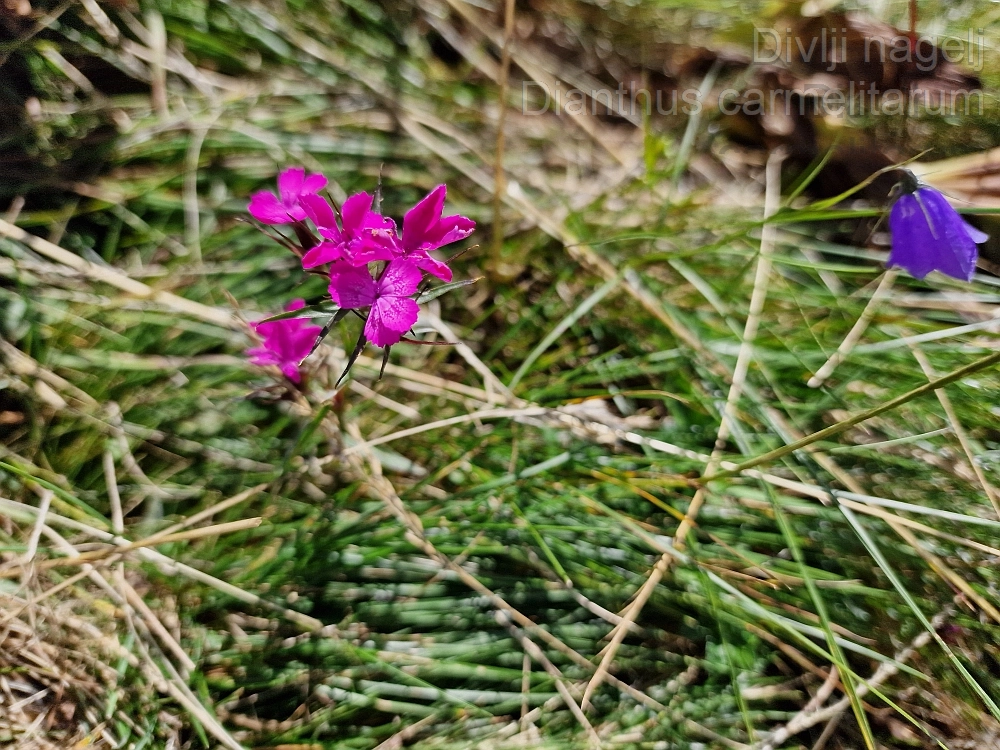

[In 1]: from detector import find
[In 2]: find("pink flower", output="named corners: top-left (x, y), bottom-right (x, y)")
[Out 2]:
top-left (248, 167), bottom-right (327, 225)
top-left (300, 192), bottom-right (396, 269)
top-left (246, 299), bottom-right (323, 382)
top-left (396, 184), bottom-right (475, 282)
top-left (329, 261), bottom-right (421, 347)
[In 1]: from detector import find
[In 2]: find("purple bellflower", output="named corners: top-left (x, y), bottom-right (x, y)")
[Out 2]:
top-left (888, 172), bottom-right (987, 282)
top-left (246, 299), bottom-right (323, 382)
top-left (248, 167), bottom-right (328, 225)
top-left (329, 260), bottom-right (421, 347)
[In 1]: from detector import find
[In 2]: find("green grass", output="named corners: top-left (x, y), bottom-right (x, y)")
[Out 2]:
top-left (2, 0), bottom-right (1000, 748)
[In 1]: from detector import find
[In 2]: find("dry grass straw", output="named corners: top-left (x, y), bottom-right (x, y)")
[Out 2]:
top-left (0, 584), bottom-right (125, 749)
top-left (0, 474), bottom-right (267, 749)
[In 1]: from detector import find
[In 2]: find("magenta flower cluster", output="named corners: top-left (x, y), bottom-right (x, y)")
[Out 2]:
top-left (245, 168), bottom-right (474, 383)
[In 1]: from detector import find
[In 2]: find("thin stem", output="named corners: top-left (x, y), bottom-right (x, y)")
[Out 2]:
top-left (491, 0), bottom-right (516, 269)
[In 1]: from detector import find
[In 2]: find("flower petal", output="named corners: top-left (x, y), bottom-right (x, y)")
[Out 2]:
top-left (963, 221), bottom-right (989, 245)
top-left (364, 212), bottom-right (397, 233)
top-left (366, 297), bottom-right (419, 347)
top-left (302, 240), bottom-right (347, 268)
top-left (378, 260), bottom-right (422, 298)
top-left (302, 242), bottom-right (344, 268)
top-left (246, 346), bottom-right (279, 366)
top-left (402, 184), bottom-right (447, 252)
top-left (280, 362), bottom-right (302, 382)
top-left (286, 325), bottom-right (323, 360)
top-left (251, 319), bottom-right (286, 342)
top-left (301, 194), bottom-right (339, 232)
top-left (248, 191), bottom-right (292, 224)
top-left (329, 264), bottom-right (378, 308)
top-left (341, 192), bottom-right (374, 235)
top-left (277, 167), bottom-right (305, 202)
top-left (888, 193), bottom-right (936, 279)
top-left (411, 252), bottom-right (453, 282)
top-left (430, 214), bottom-right (476, 249)
top-left (351, 234), bottom-right (397, 265)
top-left (917, 188), bottom-right (979, 282)
top-left (300, 172), bottom-right (328, 195)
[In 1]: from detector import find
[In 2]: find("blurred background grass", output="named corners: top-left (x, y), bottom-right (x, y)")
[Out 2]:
top-left (2, 0), bottom-right (1000, 748)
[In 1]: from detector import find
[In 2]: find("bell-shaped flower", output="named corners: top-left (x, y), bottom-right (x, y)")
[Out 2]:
top-left (329, 261), bottom-right (421, 347)
top-left (300, 193), bottom-right (396, 269)
top-left (396, 184), bottom-right (475, 282)
top-left (248, 167), bottom-right (327, 225)
top-left (246, 299), bottom-right (323, 382)
top-left (888, 176), bottom-right (987, 282)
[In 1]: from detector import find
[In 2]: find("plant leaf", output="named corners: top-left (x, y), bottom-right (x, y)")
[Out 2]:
top-left (415, 277), bottom-right (482, 305)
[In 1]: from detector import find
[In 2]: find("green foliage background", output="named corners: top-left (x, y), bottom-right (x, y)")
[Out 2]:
top-left (1, 0), bottom-right (1000, 748)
